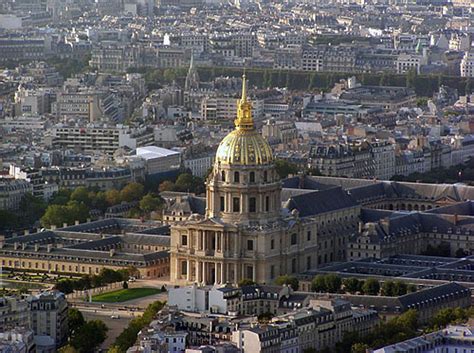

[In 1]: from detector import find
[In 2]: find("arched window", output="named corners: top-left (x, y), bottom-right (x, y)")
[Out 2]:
top-left (234, 171), bottom-right (240, 183)
top-left (221, 171), bottom-right (226, 182)
top-left (249, 171), bottom-right (255, 183)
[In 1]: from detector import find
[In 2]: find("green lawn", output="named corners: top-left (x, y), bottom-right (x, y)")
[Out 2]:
top-left (91, 288), bottom-right (161, 303)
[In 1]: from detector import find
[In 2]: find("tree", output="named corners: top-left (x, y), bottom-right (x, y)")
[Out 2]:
top-left (174, 173), bottom-right (204, 194)
top-left (68, 308), bottom-right (85, 336)
top-left (120, 183), bottom-right (144, 202)
top-left (59, 345), bottom-right (79, 353)
top-left (351, 343), bottom-right (370, 353)
top-left (105, 189), bottom-right (121, 205)
top-left (238, 279), bottom-right (256, 286)
top-left (70, 320), bottom-right (108, 353)
top-left (159, 180), bottom-right (175, 192)
top-left (393, 281), bottom-right (407, 296)
top-left (70, 187), bottom-right (91, 205)
top-left (311, 275), bottom-right (327, 292)
top-left (274, 159), bottom-right (298, 179)
top-left (324, 274), bottom-right (342, 293)
top-left (406, 68), bottom-right (417, 88)
top-left (41, 205), bottom-right (70, 228)
top-left (381, 280), bottom-right (395, 296)
top-left (362, 278), bottom-right (380, 295)
top-left (139, 194), bottom-right (163, 214)
top-left (343, 278), bottom-right (361, 294)
top-left (455, 248), bottom-right (468, 258)
top-left (275, 275), bottom-right (299, 291)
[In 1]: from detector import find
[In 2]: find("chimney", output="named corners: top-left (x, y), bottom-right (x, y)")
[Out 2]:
top-left (380, 218), bottom-right (390, 234)
top-left (87, 218), bottom-right (91, 223)
top-left (24, 229), bottom-right (29, 236)
top-left (22, 243), bottom-right (27, 250)
top-left (75, 220), bottom-right (80, 225)
top-left (47, 244), bottom-right (52, 252)
top-left (51, 225), bottom-right (56, 231)
top-left (14, 242), bottom-right (19, 250)
top-left (0, 236), bottom-right (4, 249)
top-left (34, 244), bottom-right (39, 252)
top-left (63, 223), bottom-right (68, 228)
top-left (358, 221), bottom-right (363, 233)
top-left (109, 248), bottom-right (115, 257)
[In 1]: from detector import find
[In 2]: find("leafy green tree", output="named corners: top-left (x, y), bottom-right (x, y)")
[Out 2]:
top-left (275, 159), bottom-right (298, 179)
top-left (324, 274), bottom-right (342, 293)
top-left (362, 278), bottom-right (380, 295)
top-left (139, 194), bottom-right (163, 213)
top-left (381, 280), bottom-right (395, 296)
top-left (311, 275), bottom-right (327, 292)
top-left (159, 180), bottom-right (175, 192)
top-left (238, 279), bottom-right (256, 286)
top-left (41, 205), bottom-right (70, 228)
top-left (70, 320), bottom-right (108, 353)
top-left (70, 187), bottom-right (91, 205)
top-left (275, 275), bottom-right (299, 290)
top-left (343, 278), bottom-right (361, 294)
top-left (393, 281), bottom-right (407, 296)
top-left (105, 189), bottom-right (121, 205)
top-left (0, 210), bottom-right (19, 229)
top-left (351, 343), bottom-right (370, 353)
top-left (68, 308), bottom-right (85, 336)
top-left (120, 183), bottom-right (144, 202)
top-left (19, 193), bottom-right (47, 224)
top-left (59, 345), bottom-right (79, 353)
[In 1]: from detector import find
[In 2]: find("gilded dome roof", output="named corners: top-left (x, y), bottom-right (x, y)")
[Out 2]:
top-left (215, 75), bottom-right (273, 166)
top-left (216, 128), bottom-right (273, 165)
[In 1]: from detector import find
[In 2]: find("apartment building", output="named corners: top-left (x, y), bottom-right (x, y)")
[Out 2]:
top-left (200, 96), bottom-right (264, 121)
top-left (0, 178), bottom-right (33, 210)
top-left (50, 124), bottom-right (155, 155)
top-left (460, 51), bottom-right (474, 77)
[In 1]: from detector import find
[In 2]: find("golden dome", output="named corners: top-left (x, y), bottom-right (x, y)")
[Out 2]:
top-left (215, 75), bottom-right (273, 166)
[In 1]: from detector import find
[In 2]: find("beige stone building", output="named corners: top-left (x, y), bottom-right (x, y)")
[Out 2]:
top-left (170, 77), bottom-right (359, 285)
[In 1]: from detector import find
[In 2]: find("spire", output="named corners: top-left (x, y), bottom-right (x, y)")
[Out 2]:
top-left (235, 74), bottom-right (254, 130)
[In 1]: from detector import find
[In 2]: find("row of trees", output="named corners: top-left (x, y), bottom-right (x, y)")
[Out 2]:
top-left (108, 301), bottom-right (165, 353)
top-left (158, 172), bottom-right (205, 194)
top-left (54, 267), bottom-right (138, 294)
top-left (310, 274), bottom-right (416, 296)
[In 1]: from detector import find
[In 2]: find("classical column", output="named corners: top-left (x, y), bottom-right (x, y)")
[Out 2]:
top-left (196, 261), bottom-right (200, 283)
top-left (186, 260), bottom-right (190, 282)
top-left (234, 262), bottom-right (238, 283)
top-left (252, 264), bottom-right (256, 282)
top-left (214, 261), bottom-right (218, 284)
top-left (202, 262), bottom-right (207, 284)
top-left (198, 231), bottom-right (202, 250)
top-left (220, 263), bottom-right (225, 284)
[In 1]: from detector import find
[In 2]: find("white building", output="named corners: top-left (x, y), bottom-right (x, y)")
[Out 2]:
top-left (0, 328), bottom-right (34, 353)
top-left (201, 97), bottom-right (264, 121)
top-left (374, 325), bottom-right (474, 353)
top-left (136, 146), bottom-right (181, 175)
top-left (460, 51), bottom-right (474, 77)
top-left (183, 154), bottom-right (214, 178)
top-left (396, 53), bottom-right (426, 74)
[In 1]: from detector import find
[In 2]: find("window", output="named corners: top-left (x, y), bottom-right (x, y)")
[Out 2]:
top-left (233, 197), bottom-right (240, 212)
top-left (220, 196), bottom-right (225, 211)
top-left (271, 239), bottom-right (275, 250)
top-left (249, 171), bottom-right (255, 183)
top-left (181, 235), bottom-right (188, 246)
top-left (181, 261), bottom-right (187, 275)
top-left (270, 265), bottom-right (275, 279)
top-left (247, 239), bottom-right (254, 251)
top-left (307, 231), bottom-right (311, 241)
top-left (249, 197), bottom-right (256, 212)
top-left (291, 233), bottom-right (297, 245)
top-left (265, 196), bottom-right (270, 212)
top-left (263, 170), bottom-right (268, 182)
top-left (234, 171), bottom-right (240, 183)
top-left (221, 171), bottom-right (225, 182)
top-left (291, 258), bottom-right (296, 273)
top-left (306, 256), bottom-right (311, 270)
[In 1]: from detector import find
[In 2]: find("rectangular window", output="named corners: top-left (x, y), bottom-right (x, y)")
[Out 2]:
top-left (271, 239), bottom-right (275, 250)
top-left (181, 235), bottom-right (188, 246)
top-left (233, 197), bottom-right (240, 212)
top-left (291, 233), bottom-right (297, 245)
top-left (249, 197), bottom-right (256, 212)
top-left (307, 256), bottom-right (311, 270)
top-left (247, 239), bottom-right (254, 251)
top-left (220, 196), bottom-right (225, 211)
top-left (270, 265), bottom-right (275, 279)
top-left (181, 261), bottom-right (187, 275)
top-left (307, 231), bottom-right (311, 241)
top-left (265, 196), bottom-right (270, 212)
top-left (291, 258), bottom-right (296, 273)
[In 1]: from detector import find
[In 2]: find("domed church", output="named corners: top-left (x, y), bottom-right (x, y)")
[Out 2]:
top-left (169, 76), bottom-right (356, 285)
